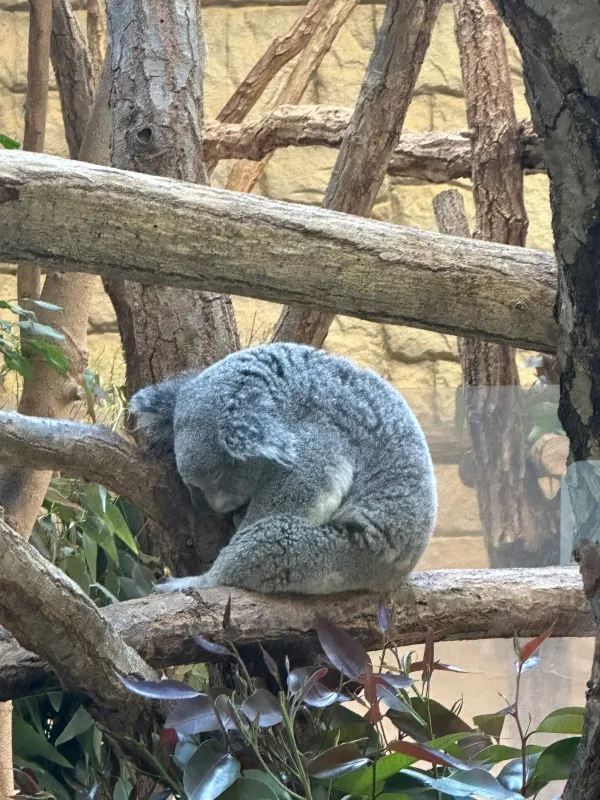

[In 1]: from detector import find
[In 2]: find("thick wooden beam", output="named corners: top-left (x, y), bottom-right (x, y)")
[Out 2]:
top-left (0, 565), bottom-right (589, 701)
top-left (0, 151), bottom-right (558, 350)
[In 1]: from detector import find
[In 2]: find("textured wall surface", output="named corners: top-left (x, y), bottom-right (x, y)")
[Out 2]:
top-left (0, 2), bottom-right (558, 566)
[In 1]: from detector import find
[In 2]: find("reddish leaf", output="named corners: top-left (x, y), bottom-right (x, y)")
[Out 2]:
top-left (307, 742), bottom-right (370, 779)
top-left (361, 662), bottom-right (382, 724)
top-left (288, 667), bottom-right (347, 707)
top-left (517, 622), bottom-right (556, 665)
top-left (193, 634), bottom-right (232, 658)
top-left (421, 630), bottom-right (435, 682)
top-left (315, 615), bottom-right (369, 679)
top-left (389, 739), bottom-right (470, 770)
top-left (118, 675), bottom-right (200, 700)
top-left (160, 728), bottom-right (178, 751)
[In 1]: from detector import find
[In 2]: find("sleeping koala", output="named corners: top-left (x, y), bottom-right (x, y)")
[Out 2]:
top-left (130, 343), bottom-right (436, 594)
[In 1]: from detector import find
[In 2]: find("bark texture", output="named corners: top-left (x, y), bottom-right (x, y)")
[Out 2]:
top-left (452, 0), bottom-right (559, 568)
top-left (86, 0), bottom-right (106, 84)
top-left (488, 1), bottom-right (600, 796)
top-left (225, 0), bottom-right (359, 193)
top-left (0, 411), bottom-right (229, 574)
top-left (204, 106), bottom-right (544, 180)
top-left (0, 150), bottom-right (559, 351)
top-left (104, 0), bottom-right (238, 399)
top-left (0, 518), bottom-right (174, 781)
top-left (0, 563), bottom-right (589, 701)
top-left (273, 0), bottom-right (443, 346)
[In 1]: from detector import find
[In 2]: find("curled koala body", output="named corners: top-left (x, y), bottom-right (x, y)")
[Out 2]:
top-left (130, 343), bottom-right (436, 594)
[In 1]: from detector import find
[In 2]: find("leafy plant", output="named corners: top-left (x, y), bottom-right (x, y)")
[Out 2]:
top-left (13, 479), bottom-right (158, 799)
top-left (121, 604), bottom-right (582, 800)
top-left (0, 299), bottom-right (69, 384)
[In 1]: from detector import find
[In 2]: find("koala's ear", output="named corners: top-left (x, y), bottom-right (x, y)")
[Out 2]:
top-left (220, 416), bottom-right (297, 467)
top-left (129, 379), bottom-right (182, 460)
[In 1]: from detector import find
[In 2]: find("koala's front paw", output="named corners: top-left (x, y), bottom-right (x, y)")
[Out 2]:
top-left (153, 575), bottom-right (215, 593)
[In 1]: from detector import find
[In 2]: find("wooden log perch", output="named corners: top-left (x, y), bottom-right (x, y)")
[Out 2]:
top-left (204, 106), bottom-right (543, 183)
top-left (0, 564), bottom-right (590, 701)
top-left (0, 151), bottom-right (558, 351)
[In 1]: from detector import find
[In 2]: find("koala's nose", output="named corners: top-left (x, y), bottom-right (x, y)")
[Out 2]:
top-left (209, 492), bottom-right (236, 513)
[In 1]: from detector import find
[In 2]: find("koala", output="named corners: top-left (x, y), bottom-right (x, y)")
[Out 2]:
top-left (129, 343), bottom-right (436, 594)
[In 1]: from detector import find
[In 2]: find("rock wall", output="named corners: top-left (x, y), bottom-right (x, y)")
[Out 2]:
top-left (0, 2), bottom-right (558, 567)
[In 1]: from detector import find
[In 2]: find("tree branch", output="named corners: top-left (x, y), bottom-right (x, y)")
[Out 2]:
top-left (0, 411), bottom-right (230, 575)
top-left (0, 518), bottom-right (173, 777)
top-left (0, 565), bottom-right (590, 701)
top-left (0, 150), bottom-right (559, 351)
top-left (204, 106), bottom-right (543, 181)
top-left (272, 0), bottom-right (443, 345)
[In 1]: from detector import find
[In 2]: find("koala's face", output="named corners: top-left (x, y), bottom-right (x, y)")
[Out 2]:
top-left (173, 424), bottom-right (264, 514)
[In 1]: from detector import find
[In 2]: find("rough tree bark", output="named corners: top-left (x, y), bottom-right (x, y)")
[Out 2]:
top-left (204, 106), bottom-right (544, 180)
top-left (0, 150), bottom-right (560, 352)
top-left (86, 0), bottom-right (106, 84)
top-left (272, 0), bottom-right (443, 346)
top-left (452, 0), bottom-right (559, 567)
top-left (487, 1), bottom-right (600, 796)
top-left (101, 0), bottom-right (235, 576)
top-left (104, 0), bottom-right (238, 399)
top-left (225, 0), bottom-right (359, 193)
top-left (0, 518), bottom-right (176, 785)
top-left (0, 545), bottom-right (590, 702)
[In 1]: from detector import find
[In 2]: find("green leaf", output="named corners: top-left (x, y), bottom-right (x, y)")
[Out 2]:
top-left (333, 753), bottom-right (415, 795)
top-left (13, 716), bottom-right (72, 768)
top-left (241, 771), bottom-right (292, 800)
top-left (184, 740), bottom-right (240, 800)
top-left (403, 767), bottom-right (522, 799)
top-left (531, 736), bottom-right (580, 783)
top-left (30, 300), bottom-right (63, 312)
top-left (104, 502), bottom-right (139, 553)
top-left (476, 744), bottom-right (543, 765)
top-left (536, 706), bottom-right (584, 735)
top-left (0, 133), bottom-right (20, 149)
top-left (474, 709), bottom-right (512, 740)
top-left (219, 777), bottom-right (278, 800)
top-left (55, 706), bottom-right (95, 746)
top-left (28, 339), bottom-right (70, 374)
top-left (82, 533), bottom-right (98, 583)
top-left (3, 349), bottom-right (33, 378)
top-left (64, 554), bottom-right (91, 594)
top-left (81, 518), bottom-right (118, 563)
top-left (17, 320), bottom-right (64, 340)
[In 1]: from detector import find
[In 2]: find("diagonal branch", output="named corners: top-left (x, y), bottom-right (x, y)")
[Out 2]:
top-left (0, 517), bottom-right (172, 778)
top-left (0, 150), bottom-right (559, 351)
top-left (0, 564), bottom-right (590, 701)
top-left (272, 0), bottom-right (444, 345)
top-left (0, 412), bottom-right (184, 528)
top-left (225, 0), bottom-right (359, 193)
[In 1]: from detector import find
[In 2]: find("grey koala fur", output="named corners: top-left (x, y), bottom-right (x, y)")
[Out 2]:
top-left (130, 342), bottom-right (436, 594)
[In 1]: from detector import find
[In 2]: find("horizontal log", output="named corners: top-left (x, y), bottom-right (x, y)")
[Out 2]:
top-left (0, 151), bottom-right (558, 351)
top-left (0, 566), bottom-right (590, 700)
top-left (204, 106), bottom-right (544, 182)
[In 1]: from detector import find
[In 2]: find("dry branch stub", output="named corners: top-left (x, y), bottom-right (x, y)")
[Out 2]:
top-left (0, 151), bottom-right (559, 352)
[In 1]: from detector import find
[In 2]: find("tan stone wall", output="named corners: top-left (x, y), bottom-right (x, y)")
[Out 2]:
top-left (0, 3), bottom-right (557, 567)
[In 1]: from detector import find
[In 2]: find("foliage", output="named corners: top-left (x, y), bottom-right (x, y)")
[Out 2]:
top-left (0, 299), bottom-right (69, 385)
top-left (0, 133), bottom-right (20, 149)
top-left (121, 605), bottom-right (582, 800)
top-left (13, 479), bottom-right (158, 800)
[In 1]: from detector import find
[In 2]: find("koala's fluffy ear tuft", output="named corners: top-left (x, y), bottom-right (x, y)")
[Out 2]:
top-left (129, 378), bottom-right (183, 460)
top-left (220, 416), bottom-right (297, 467)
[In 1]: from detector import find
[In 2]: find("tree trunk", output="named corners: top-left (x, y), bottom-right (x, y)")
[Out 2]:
top-left (489, 0), bottom-right (600, 796)
top-left (451, 0), bottom-right (559, 567)
top-left (104, 0), bottom-right (238, 400)
top-left (272, 0), bottom-right (443, 346)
